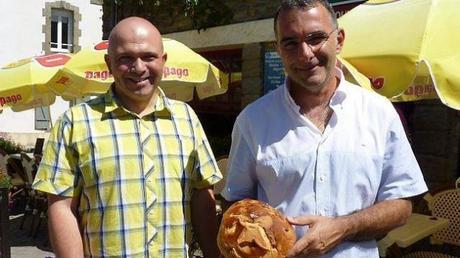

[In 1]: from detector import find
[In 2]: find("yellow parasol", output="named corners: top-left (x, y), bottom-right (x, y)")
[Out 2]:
top-left (339, 0), bottom-right (460, 109)
top-left (160, 38), bottom-right (228, 101)
top-left (0, 53), bottom-right (70, 111)
top-left (337, 56), bottom-right (372, 91)
top-left (48, 38), bottom-right (228, 101)
top-left (47, 41), bottom-right (111, 99)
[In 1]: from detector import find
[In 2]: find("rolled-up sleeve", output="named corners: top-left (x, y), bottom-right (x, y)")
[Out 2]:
top-left (190, 113), bottom-right (222, 189)
top-left (32, 112), bottom-right (79, 197)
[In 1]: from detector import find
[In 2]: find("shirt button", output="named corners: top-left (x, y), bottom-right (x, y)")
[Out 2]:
top-left (319, 175), bottom-right (326, 182)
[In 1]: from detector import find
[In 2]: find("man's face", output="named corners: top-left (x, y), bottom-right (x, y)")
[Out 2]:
top-left (275, 5), bottom-right (344, 93)
top-left (105, 27), bottom-right (166, 104)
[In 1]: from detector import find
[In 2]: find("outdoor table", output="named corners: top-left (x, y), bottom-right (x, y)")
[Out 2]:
top-left (377, 213), bottom-right (450, 257)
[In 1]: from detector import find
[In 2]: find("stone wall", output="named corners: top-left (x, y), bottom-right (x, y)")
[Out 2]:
top-left (411, 100), bottom-right (460, 189)
top-left (241, 43), bottom-right (263, 107)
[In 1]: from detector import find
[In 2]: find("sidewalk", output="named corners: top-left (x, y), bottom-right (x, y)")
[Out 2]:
top-left (8, 214), bottom-right (54, 258)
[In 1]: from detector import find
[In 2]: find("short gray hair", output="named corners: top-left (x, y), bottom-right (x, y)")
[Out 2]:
top-left (274, 0), bottom-right (338, 37)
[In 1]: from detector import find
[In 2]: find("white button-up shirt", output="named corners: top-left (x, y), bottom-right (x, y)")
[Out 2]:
top-left (221, 71), bottom-right (427, 257)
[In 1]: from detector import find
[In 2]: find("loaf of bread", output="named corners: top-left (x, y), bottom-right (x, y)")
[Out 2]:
top-left (218, 199), bottom-right (296, 258)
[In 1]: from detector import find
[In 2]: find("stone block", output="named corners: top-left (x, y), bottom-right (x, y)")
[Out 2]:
top-left (242, 77), bottom-right (262, 95)
top-left (241, 94), bottom-right (260, 108)
top-left (417, 154), bottom-right (457, 189)
top-left (412, 102), bottom-right (450, 130)
top-left (412, 130), bottom-right (449, 156)
top-left (242, 59), bottom-right (262, 77)
top-left (242, 43), bottom-right (262, 60)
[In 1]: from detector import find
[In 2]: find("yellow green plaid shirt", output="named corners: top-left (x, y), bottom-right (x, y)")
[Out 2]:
top-left (33, 88), bottom-right (222, 258)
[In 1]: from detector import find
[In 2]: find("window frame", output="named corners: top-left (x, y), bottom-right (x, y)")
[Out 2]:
top-left (50, 9), bottom-right (73, 53)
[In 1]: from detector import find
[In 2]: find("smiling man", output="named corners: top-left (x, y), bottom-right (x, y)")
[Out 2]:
top-left (105, 18), bottom-right (165, 116)
top-left (33, 17), bottom-right (221, 258)
top-left (221, 1), bottom-right (427, 257)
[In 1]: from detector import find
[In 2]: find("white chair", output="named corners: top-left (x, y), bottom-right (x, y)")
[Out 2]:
top-left (20, 152), bottom-right (34, 184)
top-left (404, 188), bottom-right (460, 258)
top-left (6, 155), bottom-right (27, 186)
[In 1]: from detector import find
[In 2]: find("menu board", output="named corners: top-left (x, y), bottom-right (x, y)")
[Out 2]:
top-left (263, 52), bottom-right (285, 94)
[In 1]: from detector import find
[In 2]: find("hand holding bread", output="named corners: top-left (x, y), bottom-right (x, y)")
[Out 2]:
top-left (218, 199), bottom-right (296, 258)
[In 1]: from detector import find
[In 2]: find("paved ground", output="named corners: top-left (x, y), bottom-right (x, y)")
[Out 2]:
top-left (7, 214), bottom-right (55, 258)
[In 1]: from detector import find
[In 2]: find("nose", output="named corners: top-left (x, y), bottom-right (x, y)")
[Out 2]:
top-left (131, 58), bottom-right (146, 74)
top-left (298, 41), bottom-right (314, 61)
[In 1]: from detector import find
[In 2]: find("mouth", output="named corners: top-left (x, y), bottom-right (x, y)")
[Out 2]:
top-left (127, 77), bottom-right (150, 85)
top-left (295, 64), bottom-right (318, 73)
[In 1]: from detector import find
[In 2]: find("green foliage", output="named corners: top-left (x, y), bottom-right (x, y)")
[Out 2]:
top-left (0, 134), bottom-right (25, 154)
top-left (114, 0), bottom-right (233, 31)
top-left (0, 169), bottom-right (12, 189)
top-left (185, 0), bottom-right (234, 30)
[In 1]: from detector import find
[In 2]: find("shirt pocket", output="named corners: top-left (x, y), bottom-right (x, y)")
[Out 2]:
top-left (256, 153), bottom-right (316, 193)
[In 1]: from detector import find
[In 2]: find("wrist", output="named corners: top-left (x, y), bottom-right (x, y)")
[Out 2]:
top-left (335, 215), bottom-right (357, 241)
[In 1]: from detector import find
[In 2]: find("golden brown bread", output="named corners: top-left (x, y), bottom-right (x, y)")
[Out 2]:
top-left (218, 199), bottom-right (296, 258)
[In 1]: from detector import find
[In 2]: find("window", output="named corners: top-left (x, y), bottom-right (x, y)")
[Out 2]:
top-left (51, 9), bottom-right (73, 52)
top-left (35, 106), bottom-right (51, 131)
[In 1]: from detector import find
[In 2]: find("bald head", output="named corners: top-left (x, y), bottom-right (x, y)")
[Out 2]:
top-left (104, 16), bottom-right (167, 114)
top-left (108, 17), bottom-right (164, 57)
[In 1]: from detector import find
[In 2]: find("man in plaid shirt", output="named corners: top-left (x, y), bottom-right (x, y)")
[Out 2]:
top-left (33, 17), bottom-right (222, 258)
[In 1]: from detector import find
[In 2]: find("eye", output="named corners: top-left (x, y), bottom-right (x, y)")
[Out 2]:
top-left (282, 40), bottom-right (298, 50)
top-left (142, 55), bottom-right (157, 62)
top-left (118, 56), bottom-right (133, 64)
top-left (305, 33), bottom-right (329, 46)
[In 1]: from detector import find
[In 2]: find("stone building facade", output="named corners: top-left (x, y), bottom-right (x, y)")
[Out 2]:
top-left (0, 0), bottom-right (103, 147)
top-left (411, 101), bottom-right (460, 189)
top-left (102, 1), bottom-right (459, 188)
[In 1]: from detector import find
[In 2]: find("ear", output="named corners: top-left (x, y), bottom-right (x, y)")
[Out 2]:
top-left (162, 52), bottom-right (167, 64)
top-left (104, 54), bottom-right (112, 73)
top-left (335, 28), bottom-right (345, 54)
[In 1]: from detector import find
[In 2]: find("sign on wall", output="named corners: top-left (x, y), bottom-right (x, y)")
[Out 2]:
top-left (263, 52), bottom-right (285, 94)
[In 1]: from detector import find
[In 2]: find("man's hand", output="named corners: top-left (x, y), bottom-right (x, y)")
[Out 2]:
top-left (286, 215), bottom-right (347, 258)
top-left (286, 199), bottom-right (412, 257)
top-left (191, 187), bottom-right (221, 258)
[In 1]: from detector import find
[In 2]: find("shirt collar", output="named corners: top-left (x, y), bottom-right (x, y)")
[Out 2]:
top-left (103, 85), bottom-right (174, 117)
top-left (330, 68), bottom-right (347, 108)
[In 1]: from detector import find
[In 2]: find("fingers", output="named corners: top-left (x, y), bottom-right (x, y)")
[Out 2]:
top-left (287, 215), bottom-right (320, 226)
top-left (286, 216), bottom-right (333, 258)
top-left (286, 236), bottom-right (310, 257)
top-left (286, 237), bottom-right (326, 258)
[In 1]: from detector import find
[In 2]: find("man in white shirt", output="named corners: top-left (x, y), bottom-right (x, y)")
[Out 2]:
top-left (221, 0), bottom-right (428, 257)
